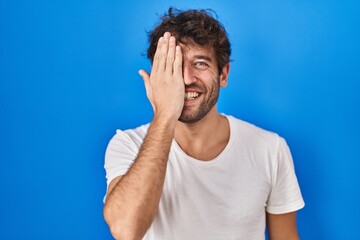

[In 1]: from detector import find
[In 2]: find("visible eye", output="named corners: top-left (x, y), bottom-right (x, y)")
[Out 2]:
top-left (193, 61), bottom-right (209, 70)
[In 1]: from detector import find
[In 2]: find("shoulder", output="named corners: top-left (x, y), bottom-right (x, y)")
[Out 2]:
top-left (122, 123), bottom-right (150, 141)
top-left (226, 115), bottom-right (282, 149)
top-left (107, 123), bottom-right (150, 150)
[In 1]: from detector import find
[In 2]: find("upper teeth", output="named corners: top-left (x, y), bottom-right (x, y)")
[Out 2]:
top-left (185, 92), bottom-right (199, 100)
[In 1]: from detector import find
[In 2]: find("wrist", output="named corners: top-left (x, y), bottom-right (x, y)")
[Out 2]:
top-left (151, 113), bottom-right (177, 136)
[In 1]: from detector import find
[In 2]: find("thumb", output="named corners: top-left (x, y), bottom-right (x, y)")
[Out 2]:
top-left (138, 69), bottom-right (150, 83)
top-left (138, 69), bottom-right (152, 100)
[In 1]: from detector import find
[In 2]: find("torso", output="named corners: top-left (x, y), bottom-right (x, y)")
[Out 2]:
top-left (143, 115), bottom-right (275, 240)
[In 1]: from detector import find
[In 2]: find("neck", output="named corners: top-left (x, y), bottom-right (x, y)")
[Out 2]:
top-left (174, 107), bottom-right (230, 160)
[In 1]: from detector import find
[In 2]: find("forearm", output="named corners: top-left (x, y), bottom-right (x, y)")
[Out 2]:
top-left (103, 116), bottom-right (176, 240)
top-left (267, 212), bottom-right (300, 240)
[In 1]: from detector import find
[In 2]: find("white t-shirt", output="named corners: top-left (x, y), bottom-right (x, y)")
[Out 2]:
top-left (104, 115), bottom-right (305, 240)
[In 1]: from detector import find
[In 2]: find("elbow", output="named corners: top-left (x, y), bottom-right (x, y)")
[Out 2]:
top-left (108, 225), bottom-right (122, 240)
top-left (109, 226), bottom-right (124, 240)
top-left (103, 204), bottom-right (123, 239)
top-left (107, 223), bottom-right (140, 240)
top-left (103, 204), bottom-right (143, 240)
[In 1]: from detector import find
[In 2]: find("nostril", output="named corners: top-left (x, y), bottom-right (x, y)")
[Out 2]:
top-left (183, 74), bottom-right (196, 85)
top-left (184, 78), bottom-right (197, 86)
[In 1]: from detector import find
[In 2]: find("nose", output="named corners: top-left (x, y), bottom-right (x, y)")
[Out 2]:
top-left (183, 64), bottom-right (197, 86)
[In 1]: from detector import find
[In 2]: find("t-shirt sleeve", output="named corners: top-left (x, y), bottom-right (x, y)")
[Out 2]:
top-left (266, 137), bottom-right (305, 214)
top-left (104, 129), bottom-right (139, 189)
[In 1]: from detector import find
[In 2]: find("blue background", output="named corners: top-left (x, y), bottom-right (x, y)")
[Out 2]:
top-left (1, 0), bottom-right (359, 239)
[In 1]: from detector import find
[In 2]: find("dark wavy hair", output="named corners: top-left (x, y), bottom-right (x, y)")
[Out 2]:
top-left (147, 8), bottom-right (231, 74)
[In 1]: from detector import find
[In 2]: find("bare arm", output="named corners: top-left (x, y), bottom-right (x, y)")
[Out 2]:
top-left (266, 211), bottom-right (300, 240)
top-left (103, 32), bottom-right (184, 240)
top-left (104, 117), bottom-right (175, 239)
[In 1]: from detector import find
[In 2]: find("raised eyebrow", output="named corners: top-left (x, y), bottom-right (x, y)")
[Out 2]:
top-left (193, 55), bottom-right (213, 62)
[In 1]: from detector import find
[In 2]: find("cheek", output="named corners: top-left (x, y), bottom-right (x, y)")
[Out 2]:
top-left (194, 70), bottom-right (217, 81)
top-left (205, 79), bottom-right (220, 96)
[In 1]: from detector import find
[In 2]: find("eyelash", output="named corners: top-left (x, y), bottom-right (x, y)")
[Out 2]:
top-left (193, 62), bottom-right (209, 68)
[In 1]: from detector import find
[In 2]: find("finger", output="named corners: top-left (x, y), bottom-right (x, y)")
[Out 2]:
top-left (173, 45), bottom-right (183, 78)
top-left (138, 69), bottom-right (150, 83)
top-left (165, 36), bottom-right (176, 74)
top-left (139, 69), bottom-right (151, 96)
top-left (152, 37), bottom-right (163, 71)
top-left (158, 32), bottom-right (171, 71)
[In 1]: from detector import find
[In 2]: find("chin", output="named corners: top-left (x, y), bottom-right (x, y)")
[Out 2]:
top-left (178, 111), bottom-right (206, 124)
top-left (178, 117), bottom-right (200, 124)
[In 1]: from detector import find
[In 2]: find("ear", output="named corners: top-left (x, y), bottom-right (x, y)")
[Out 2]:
top-left (219, 63), bottom-right (230, 88)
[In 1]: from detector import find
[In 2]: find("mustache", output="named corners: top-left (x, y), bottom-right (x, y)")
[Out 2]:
top-left (184, 83), bottom-right (205, 91)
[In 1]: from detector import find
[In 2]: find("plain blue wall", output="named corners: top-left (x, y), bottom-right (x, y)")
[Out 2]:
top-left (1, 0), bottom-right (359, 239)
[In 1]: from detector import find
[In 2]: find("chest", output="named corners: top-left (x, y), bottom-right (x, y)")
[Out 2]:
top-left (155, 153), bottom-right (271, 237)
top-left (165, 160), bottom-right (270, 211)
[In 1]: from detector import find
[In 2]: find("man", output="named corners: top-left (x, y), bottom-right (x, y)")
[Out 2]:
top-left (103, 8), bottom-right (304, 240)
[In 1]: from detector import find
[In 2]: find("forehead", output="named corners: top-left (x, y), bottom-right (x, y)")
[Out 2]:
top-left (179, 42), bottom-right (216, 61)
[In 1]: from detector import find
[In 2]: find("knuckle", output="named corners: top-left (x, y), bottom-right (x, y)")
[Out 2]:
top-left (159, 52), bottom-right (166, 58)
top-left (167, 55), bottom-right (174, 62)
top-left (154, 54), bottom-right (160, 61)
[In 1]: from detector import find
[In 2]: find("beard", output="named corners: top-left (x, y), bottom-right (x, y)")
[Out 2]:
top-left (178, 77), bottom-right (220, 124)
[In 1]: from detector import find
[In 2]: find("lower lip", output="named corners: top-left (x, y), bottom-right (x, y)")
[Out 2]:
top-left (184, 94), bottom-right (202, 105)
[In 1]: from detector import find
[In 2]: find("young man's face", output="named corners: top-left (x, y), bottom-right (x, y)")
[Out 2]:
top-left (179, 43), bottom-right (228, 123)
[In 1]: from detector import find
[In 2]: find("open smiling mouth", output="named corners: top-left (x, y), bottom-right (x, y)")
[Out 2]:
top-left (185, 92), bottom-right (201, 100)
